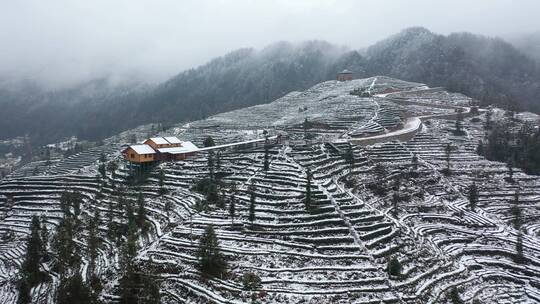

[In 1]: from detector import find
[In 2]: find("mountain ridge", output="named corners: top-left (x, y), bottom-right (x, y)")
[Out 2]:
top-left (1, 27), bottom-right (539, 145)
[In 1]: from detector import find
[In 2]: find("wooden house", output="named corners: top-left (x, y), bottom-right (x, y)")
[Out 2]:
top-left (122, 144), bottom-right (156, 163)
top-left (144, 137), bottom-right (181, 149)
top-left (337, 69), bottom-right (353, 81)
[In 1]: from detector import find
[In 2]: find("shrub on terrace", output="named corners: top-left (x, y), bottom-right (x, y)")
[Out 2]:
top-left (449, 286), bottom-right (464, 304)
top-left (242, 272), bottom-right (262, 290)
top-left (387, 256), bottom-right (402, 277)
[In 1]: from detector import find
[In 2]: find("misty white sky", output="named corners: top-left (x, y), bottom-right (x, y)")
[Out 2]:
top-left (1, 0), bottom-right (539, 88)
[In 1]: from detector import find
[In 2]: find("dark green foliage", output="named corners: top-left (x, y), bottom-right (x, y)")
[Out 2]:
top-left (481, 121), bottom-right (540, 175)
top-left (21, 216), bottom-right (46, 286)
top-left (387, 256), bottom-right (402, 277)
top-left (87, 209), bottom-right (101, 277)
top-left (476, 141), bottom-right (484, 156)
top-left (242, 272), bottom-right (262, 290)
top-left (106, 200), bottom-right (116, 241)
top-left (119, 221), bottom-right (139, 286)
top-left (449, 287), bottom-right (464, 304)
top-left (136, 192), bottom-right (148, 233)
top-left (453, 109), bottom-right (466, 136)
top-left (16, 278), bottom-right (31, 304)
top-left (514, 231), bottom-right (525, 264)
top-left (204, 136), bottom-right (215, 148)
top-left (196, 226), bottom-right (227, 277)
top-left (57, 273), bottom-right (95, 304)
top-left (373, 163), bottom-right (387, 181)
top-left (164, 199), bottom-right (173, 216)
top-left (52, 217), bottom-right (80, 276)
top-left (119, 266), bottom-right (161, 304)
top-left (468, 183), bottom-right (478, 212)
top-left (158, 169), bottom-right (167, 195)
top-left (391, 191), bottom-right (399, 218)
top-left (3, 31), bottom-right (540, 146)
top-left (304, 169), bottom-right (314, 212)
top-left (40, 215), bottom-right (49, 257)
top-left (344, 144), bottom-right (355, 168)
top-left (444, 143), bottom-right (452, 174)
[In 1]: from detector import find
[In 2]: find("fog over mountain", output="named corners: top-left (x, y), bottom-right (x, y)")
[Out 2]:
top-left (1, 0), bottom-right (540, 88)
top-left (1, 27), bottom-right (539, 145)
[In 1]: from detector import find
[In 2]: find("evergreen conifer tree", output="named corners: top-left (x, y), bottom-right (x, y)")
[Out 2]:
top-left (249, 182), bottom-right (256, 225)
top-left (196, 225), bottom-right (227, 278)
top-left (468, 182), bottom-right (478, 212)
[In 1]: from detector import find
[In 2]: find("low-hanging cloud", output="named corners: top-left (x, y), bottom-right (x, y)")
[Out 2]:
top-left (0, 0), bottom-right (539, 89)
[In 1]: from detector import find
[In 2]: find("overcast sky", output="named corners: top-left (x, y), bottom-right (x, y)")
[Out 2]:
top-left (1, 0), bottom-right (539, 89)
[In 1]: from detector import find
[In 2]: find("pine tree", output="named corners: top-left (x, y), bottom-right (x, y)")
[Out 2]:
top-left (164, 199), bottom-right (173, 217)
top-left (216, 151), bottom-right (222, 170)
top-left (16, 277), bottom-right (31, 304)
top-left (476, 141), bottom-right (484, 156)
top-left (52, 217), bottom-right (80, 277)
top-left (207, 151), bottom-right (215, 180)
top-left (196, 225), bottom-right (227, 277)
top-left (263, 144), bottom-right (270, 171)
top-left (344, 144), bottom-right (355, 168)
top-left (106, 199), bottom-right (116, 242)
top-left (57, 273), bottom-right (94, 304)
top-left (229, 198), bottom-right (236, 225)
top-left (158, 170), bottom-right (166, 195)
top-left (87, 209), bottom-right (100, 277)
top-left (392, 191), bottom-right (399, 218)
top-left (119, 221), bottom-right (139, 303)
top-left (411, 153), bottom-right (419, 172)
top-left (40, 215), bottom-right (49, 257)
top-left (136, 192), bottom-right (147, 232)
top-left (468, 182), bottom-right (478, 212)
top-left (511, 191), bottom-right (522, 230)
top-left (454, 109), bottom-right (464, 135)
top-left (444, 143), bottom-right (452, 174)
top-left (248, 182), bottom-right (256, 225)
top-left (514, 231), bottom-right (525, 264)
top-left (21, 215), bottom-right (44, 286)
top-left (506, 159), bottom-right (514, 181)
top-left (304, 168), bottom-right (313, 212)
top-left (60, 192), bottom-right (73, 218)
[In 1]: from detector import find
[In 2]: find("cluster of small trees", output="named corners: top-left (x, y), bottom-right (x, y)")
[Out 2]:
top-left (478, 120), bottom-right (540, 175)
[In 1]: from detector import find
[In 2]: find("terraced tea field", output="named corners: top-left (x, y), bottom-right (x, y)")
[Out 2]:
top-left (0, 77), bottom-right (539, 303)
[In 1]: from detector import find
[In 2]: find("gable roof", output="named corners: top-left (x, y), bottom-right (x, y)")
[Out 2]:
top-left (339, 69), bottom-right (353, 74)
top-left (157, 141), bottom-right (199, 154)
top-left (148, 137), bottom-right (170, 145)
top-left (129, 144), bottom-right (156, 154)
top-left (163, 136), bottom-right (182, 144)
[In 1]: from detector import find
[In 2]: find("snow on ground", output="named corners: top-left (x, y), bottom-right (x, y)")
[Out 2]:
top-left (0, 76), bottom-right (539, 303)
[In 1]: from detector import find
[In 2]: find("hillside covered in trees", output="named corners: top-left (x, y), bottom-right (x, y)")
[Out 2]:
top-left (1, 27), bottom-right (539, 145)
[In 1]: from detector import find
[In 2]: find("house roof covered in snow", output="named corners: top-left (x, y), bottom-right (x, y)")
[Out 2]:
top-left (157, 141), bottom-right (199, 154)
top-left (339, 69), bottom-right (353, 74)
top-left (129, 144), bottom-right (156, 154)
top-left (163, 136), bottom-right (182, 144)
top-left (148, 137), bottom-right (170, 145)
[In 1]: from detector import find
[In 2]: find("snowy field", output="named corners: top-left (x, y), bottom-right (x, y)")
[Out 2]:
top-left (0, 76), bottom-right (539, 303)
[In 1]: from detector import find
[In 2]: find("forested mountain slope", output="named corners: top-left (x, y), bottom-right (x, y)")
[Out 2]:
top-left (1, 28), bottom-right (539, 144)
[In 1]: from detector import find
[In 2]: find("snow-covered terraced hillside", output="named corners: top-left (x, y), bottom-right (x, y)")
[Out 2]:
top-left (0, 76), bottom-right (539, 303)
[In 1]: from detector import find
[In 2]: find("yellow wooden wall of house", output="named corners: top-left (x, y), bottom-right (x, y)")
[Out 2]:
top-left (124, 147), bottom-right (156, 163)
